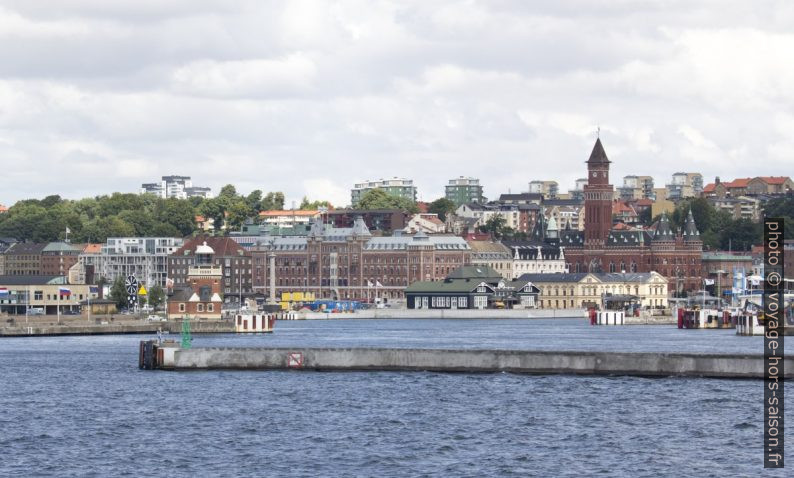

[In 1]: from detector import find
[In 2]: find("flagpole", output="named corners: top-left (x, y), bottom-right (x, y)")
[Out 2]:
top-left (57, 288), bottom-right (61, 325)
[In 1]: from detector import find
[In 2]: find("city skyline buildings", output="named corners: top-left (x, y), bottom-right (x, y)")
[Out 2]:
top-left (0, 2), bottom-right (791, 209)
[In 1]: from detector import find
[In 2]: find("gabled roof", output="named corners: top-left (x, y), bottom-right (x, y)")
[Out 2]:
top-left (446, 265), bottom-right (502, 281)
top-left (726, 178), bottom-right (751, 188)
top-left (587, 138), bottom-right (610, 165)
top-left (404, 279), bottom-right (494, 294)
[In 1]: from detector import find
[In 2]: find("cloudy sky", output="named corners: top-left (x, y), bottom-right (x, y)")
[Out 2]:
top-left (0, 0), bottom-right (792, 207)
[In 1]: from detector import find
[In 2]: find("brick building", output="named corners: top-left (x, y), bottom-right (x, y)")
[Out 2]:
top-left (167, 242), bottom-right (223, 319)
top-left (558, 139), bottom-right (703, 295)
top-left (40, 242), bottom-right (82, 277)
top-left (168, 236), bottom-right (252, 304)
top-left (250, 217), bottom-right (471, 302)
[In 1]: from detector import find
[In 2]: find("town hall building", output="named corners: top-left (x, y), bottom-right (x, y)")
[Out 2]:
top-left (555, 139), bottom-right (703, 295)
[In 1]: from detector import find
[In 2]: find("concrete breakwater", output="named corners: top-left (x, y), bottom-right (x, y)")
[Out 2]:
top-left (297, 308), bottom-right (590, 320)
top-left (160, 346), bottom-right (793, 379)
top-left (1, 320), bottom-right (234, 337)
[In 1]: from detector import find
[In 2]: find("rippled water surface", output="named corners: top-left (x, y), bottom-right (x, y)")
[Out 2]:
top-left (0, 319), bottom-right (790, 477)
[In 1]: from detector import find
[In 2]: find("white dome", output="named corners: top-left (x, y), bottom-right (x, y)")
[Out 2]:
top-left (195, 241), bottom-right (214, 255)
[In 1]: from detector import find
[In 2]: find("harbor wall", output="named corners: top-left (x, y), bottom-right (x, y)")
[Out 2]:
top-left (170, 346), bottom-right (793, 379)
top-left (296, 308), bottom-right (589, 320)
top-left (0, 320), bottom-right (234, 337)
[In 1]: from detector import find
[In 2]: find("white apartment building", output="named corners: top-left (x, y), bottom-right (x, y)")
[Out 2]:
top-left (80, 237), bottom-right (184, 288)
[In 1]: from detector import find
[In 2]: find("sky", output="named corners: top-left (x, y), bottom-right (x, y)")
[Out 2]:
top-left (0, 0), bottom-right (792, 208)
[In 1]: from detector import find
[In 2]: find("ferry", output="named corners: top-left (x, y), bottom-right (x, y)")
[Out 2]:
top-left (676, 292), bottom-right (736, 329)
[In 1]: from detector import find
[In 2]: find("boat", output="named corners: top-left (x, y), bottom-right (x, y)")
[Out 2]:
top-left (677, 292), bottom-right (735, 329)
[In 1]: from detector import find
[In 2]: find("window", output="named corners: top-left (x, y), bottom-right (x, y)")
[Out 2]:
top-left (34, 291), bottom-right (43, 300)
top-left (197, 304), bottom-right (204, 312)
top-left (178, 303), bottom-right (186, 312)
top-left (207, 304), bottom-right (214, 312)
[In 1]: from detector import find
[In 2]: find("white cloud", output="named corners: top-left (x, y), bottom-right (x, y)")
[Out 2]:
top-left (0, 1), bottom-right (791, 205)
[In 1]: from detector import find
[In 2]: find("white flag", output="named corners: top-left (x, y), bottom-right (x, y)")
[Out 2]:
top-left (367, 280), bottom-right (373, 287)
top-left (376, 281), bottom-right (383, 288)
top-left (65, 226), bottom-right (71, 234)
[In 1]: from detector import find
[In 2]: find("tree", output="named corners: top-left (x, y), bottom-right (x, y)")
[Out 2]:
top-left (299, 197), bottom-right (333, 210)
top-left (219, 184), bottom-right (238, 200)
top-left (156, 198), bottom-right (197, 236)
top-left (479, 215), bottom-right (509, 239)
top-left (246, 190), bottom-right (263, 212)
top-left (109, 276), bottom-right (128, 309)
top-left (260, 192), bottom-right (286, 211)
top-left (148, 284), bottom-right (166, 310)
top-left (357, 188), bottom-right (419, 213)
top-left (200, 197), bottom-right (227, 234)
top-left (226, 199), bottom-right (253, 231)
top-left (428, 198), bottom-right (456, 221)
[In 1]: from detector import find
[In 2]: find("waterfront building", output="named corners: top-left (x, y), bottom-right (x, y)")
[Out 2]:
top-left (666, 172), bottom-right (703, 201)
top-left (167, 242), bottom-right (223, 320)
top-left (168, 236), bottom-right (251, 303)
top-left (557, 139), bottom-right (703, 295)
top-left (0, 275), bottom-right (97, 315)
top-left (445, 177), bottom-right (484, 206)
top-left (519, 271), bottom-right (669, 309)
top-left (351, 177), bottom-right (417, 206)
top-left (405, 265), bottom-right (539, 310)
top-left (250, 217), bottom-right (471, 303)
top-left (701, 252), bottom-right (754, 298)
top-left (0, 238), bottom-right (18, 275)
top-left (83, 237), bottom-right (183, 289)
top-left (140, 175), bottom-right (213, 199)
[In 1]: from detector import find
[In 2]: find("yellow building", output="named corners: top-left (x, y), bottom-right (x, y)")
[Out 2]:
top-left (0, 276), bottom-right (98, 315)
top-left (519, 272), bottom-right (668, 309)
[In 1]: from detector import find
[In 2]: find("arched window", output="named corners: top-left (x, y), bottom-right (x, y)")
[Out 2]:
top-left (609, 262), bottom-right (616, 273)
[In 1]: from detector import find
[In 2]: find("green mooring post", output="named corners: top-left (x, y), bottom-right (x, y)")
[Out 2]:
top-left (181, 315), bottom-right (192, 349)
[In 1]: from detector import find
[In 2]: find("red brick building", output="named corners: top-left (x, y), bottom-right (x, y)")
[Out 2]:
top-left (167, 242), bottom-right (223, 319)
top-left (251, 217), bottom-right (471, 302)
top-left (559, 139), bottom-right (703, 295)
top-left (168, 236), bottom-right (252, 304)
top-left (40, 242), bottom-right (82, 277)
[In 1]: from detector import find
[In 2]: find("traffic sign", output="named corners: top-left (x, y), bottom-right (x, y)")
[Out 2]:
top-left (138, 285), bottom-right (147, 296)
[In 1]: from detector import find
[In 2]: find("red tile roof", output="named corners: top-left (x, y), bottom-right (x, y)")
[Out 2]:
top-left (702, 183), bottom-right (716, 193)
top-left (82, 243), bottom-right (103, 254)
top-left (726, 178), bottom-right (751, 188)
top-left (0, 204), bottom-right (8, 213)
top-left (173, 236), bottom-right (247, 257)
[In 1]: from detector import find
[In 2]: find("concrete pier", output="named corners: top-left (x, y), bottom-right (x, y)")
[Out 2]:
top-left (1, 320), bottom-right (234, 337)
top-left (165, 346), bottom-right (793, 379)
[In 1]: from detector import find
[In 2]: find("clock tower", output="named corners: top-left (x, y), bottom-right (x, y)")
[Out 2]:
top-left (583, 138), bottom-right (613, 248)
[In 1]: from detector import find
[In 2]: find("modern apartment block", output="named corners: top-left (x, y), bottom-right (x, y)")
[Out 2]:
top-left (351, 178), bottom-right (417, 206)
top-left (619, 175), bottom-right (655, 200)
top-left (666, 172), bottom-right (703, 201)
top-left (445, 177), bottom-right (484, 206)
top-left (528, 180), bottom-right (559, 199)
top-left (82, 237), bottom-right (184, 288)
top-left (141, 175), bottom-right (213, 199)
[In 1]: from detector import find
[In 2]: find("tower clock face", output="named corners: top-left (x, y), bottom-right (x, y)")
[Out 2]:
top-left (592, 171), bottom-right (597, 177)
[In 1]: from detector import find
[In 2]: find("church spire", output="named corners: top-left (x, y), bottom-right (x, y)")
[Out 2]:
top-left (587, 137), bottom-right (610, 165)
